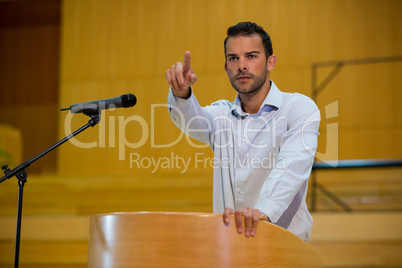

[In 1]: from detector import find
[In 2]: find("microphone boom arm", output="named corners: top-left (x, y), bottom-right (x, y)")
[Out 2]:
top-left (0, 111), bottom-right (101, 268)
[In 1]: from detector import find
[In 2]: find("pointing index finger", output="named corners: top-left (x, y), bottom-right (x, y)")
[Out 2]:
top-left (183, 51), bottom-right (191, 67)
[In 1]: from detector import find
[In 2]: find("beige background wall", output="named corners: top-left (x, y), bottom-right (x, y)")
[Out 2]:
top-left (0, 0), bottom-right (401, 267)
top-left (58, 0), bottom-right (402, 176)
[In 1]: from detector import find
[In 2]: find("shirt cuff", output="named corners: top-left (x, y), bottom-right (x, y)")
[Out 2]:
top-left (168, 87), bottom-right (194, 123)
top-left (255, 198), bottom-right (285, 224)
top-left (168, 87), bottom-right (193, 108)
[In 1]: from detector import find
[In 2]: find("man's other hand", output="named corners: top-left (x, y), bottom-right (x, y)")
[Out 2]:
top-left (223, 207), bottom-right (270, 237)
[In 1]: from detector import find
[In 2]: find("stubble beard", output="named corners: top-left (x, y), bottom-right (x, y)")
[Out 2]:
top-left (229, 68), bottom-right (269, 95)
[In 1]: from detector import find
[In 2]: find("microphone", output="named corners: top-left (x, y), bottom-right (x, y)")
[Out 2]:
top-left (61, 94), bottom-right (137, 115)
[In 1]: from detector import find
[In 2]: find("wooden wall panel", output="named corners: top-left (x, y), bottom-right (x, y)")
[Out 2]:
top-left (58, 0), bottom-right (402, 175)
top-left (0, 0), bottom-right (60, 173)
top-left (1, 2), bottom-right (401, 266)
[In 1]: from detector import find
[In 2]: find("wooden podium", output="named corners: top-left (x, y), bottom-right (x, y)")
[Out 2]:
top-left (87, 212), bottom-right (322, 267)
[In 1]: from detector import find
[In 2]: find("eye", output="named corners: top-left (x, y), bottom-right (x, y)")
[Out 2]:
top-left (228, 56), bottom-right (238, 61)
top-left (247, 54), bottom-right (257, 59)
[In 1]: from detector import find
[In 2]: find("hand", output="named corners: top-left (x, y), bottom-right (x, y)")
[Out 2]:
top-left (165, 51), bottom-right (198, 99)
top-left (223, 207), bottom-right (270, 237)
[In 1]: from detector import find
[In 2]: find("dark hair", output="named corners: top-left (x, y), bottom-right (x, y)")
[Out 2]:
top-left (224, 22), bottom-right (273, 60)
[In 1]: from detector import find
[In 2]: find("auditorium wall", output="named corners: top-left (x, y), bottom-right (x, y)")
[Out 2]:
top-left (0, 2), bottom-right (401, 266)
top-left (58, 0), bottom-right (402, 176)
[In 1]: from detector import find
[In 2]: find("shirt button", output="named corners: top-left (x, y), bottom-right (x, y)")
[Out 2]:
top-left (236, 188), bottom-right (241, 194)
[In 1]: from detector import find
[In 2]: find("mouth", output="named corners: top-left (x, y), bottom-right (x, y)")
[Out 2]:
top-left (236, 75), bottom-right (252, 82)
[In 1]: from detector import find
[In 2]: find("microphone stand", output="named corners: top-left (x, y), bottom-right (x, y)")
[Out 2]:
top-left (0, 111), bottom-right (101, 268)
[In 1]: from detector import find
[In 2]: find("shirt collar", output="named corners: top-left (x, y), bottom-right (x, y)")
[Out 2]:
top-left (231, 80), bottom-right (283, 117)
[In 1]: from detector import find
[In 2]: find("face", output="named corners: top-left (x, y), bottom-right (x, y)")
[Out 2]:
top-left (225, 34), bottom-right (275, 95)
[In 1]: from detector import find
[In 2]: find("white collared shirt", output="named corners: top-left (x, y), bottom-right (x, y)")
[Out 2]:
top-left (168, 81), bottom-right (320, 241)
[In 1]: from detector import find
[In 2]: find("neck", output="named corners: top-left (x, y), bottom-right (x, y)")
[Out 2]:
top-left (239, 80), bottom-right (271, 114)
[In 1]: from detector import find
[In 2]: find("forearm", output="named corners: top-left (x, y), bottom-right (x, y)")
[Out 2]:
top-left (168, 88), bottom-right (214, 146)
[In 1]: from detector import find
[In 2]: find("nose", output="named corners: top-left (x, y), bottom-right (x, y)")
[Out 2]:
top-left (238, 58), bottom-right (247, 71)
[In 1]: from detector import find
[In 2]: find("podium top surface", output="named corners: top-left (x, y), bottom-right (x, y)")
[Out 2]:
top-left (88, 212), bottom-right (322, 267)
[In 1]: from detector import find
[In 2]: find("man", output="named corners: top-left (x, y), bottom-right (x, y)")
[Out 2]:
top-left (165, 22), bottom-right (320, 241)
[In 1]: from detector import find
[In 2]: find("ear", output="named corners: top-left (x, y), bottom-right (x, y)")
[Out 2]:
top-left (224, 61), bottom-right (229, 75)
top-left (267, 54), bottom-right (277, 72)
